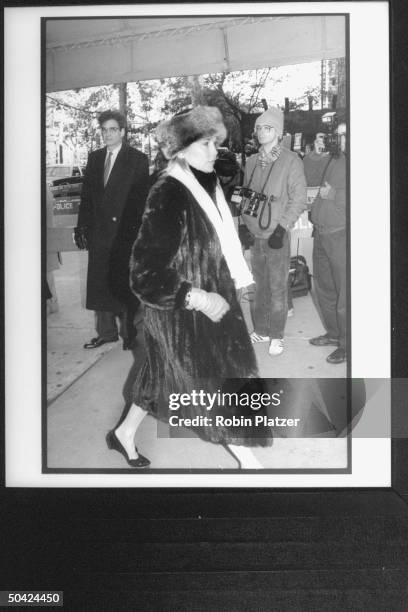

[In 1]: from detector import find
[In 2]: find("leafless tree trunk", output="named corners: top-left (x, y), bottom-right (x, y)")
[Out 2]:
top-left (188, 75), bottom-right (204, 105)
top-left (117, 83), bottom-right (128, 138)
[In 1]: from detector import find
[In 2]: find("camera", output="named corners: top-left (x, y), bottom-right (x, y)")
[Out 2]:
top-left (321, 112), bottom-right (344, 156)
top-left (325, 133), bottom-right (341, 156)
top-left (231, 186), bottom-right (268, 217)
top-left (243, 191), bottom-right (268, 217)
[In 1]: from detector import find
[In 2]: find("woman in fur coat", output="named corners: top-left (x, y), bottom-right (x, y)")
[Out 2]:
top-left (106, 106), bottom-right (272, 469)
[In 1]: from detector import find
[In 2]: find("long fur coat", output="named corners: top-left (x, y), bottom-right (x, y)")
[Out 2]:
top-left (129, 172), bottom-right (272, 447)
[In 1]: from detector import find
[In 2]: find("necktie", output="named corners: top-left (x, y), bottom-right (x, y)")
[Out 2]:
top-left (103, 151), bottom-right (113, 187)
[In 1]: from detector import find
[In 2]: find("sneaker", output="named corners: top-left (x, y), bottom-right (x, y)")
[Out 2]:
top-left (287, 308), bottom-right (294, 318)
top-left (309, 334), bottom-right (339, 347)
top-left (269, 338), bottom-right (284, 356)
top-left (326, 347), bottom-right (347, 364)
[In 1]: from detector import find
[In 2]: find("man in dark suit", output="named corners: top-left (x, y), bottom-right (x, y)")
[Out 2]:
top-left (74, 109), bottom-right (149, 350)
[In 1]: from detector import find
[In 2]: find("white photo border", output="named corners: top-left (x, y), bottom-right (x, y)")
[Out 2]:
top-left (4, 2), bottom-right (390, 487)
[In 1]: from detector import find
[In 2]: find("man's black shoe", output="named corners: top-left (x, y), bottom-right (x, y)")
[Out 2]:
top-left (309, 334), bottom-right (339, 347)
top-left (326, 347), bottom-right (347, 364)
top-left (83, 336), bottom-right (118, 349)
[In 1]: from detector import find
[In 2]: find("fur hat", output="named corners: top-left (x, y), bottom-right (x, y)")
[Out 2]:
top-left (255, 107), bottom-right (284, 138)
top-left (156, 106), bottom-right (227, 158)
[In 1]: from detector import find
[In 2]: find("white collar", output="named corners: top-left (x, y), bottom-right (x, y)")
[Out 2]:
top-left (105, 143), bottom-right (122, 160)
top-left (167, 162), bottom-right (254, 289)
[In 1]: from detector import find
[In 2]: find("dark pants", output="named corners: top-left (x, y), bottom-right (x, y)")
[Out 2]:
top-left (287, 281), bottom-right (294, 310)
top-left (250, 234), bottom-right (290, 338)
top-left (95, 300), bottom-right (139, 342)
top-left (312, 229), bottom-right (347, 349)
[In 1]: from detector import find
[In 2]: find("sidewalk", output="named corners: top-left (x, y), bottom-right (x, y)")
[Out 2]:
top-left (46, 252), bottom-right (348, 471)
top-left (47, 253), bottom-right (345, 402)
top-left (47, 251), bottom-right (142, 403)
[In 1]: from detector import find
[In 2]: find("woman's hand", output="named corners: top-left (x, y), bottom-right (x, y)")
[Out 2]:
top-left (185, 288), bottom-right (230, 322)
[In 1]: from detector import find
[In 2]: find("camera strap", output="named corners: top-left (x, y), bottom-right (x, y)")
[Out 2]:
top-left (258, 198), bottom-right (272, 230)
top-left (246, 158), bottom-right (275, 195)
top-left (246, 161), bottom-right (276, 231)
top-left (243, 156), bottom-right (278, 231)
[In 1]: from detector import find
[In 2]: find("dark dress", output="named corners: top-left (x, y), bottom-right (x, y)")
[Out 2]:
top-left (129, 165), bottom-right (272, 447)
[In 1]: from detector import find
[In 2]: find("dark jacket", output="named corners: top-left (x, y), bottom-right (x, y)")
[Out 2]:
top-left (303, 151), bottom-right (332, 187)
top-left (129, 173), bottom-right (271, 447)
top-left (310, 153), bottom-right (346, 232)
top-left (78, 143), bottom-right (149, 311)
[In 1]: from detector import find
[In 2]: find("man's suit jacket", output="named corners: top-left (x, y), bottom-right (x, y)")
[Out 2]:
top-left (78, 143), bottom-right (149, 312)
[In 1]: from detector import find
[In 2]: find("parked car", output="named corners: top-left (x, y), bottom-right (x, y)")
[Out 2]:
top-left (46, 164), bottom-right (85, 185)
top-left (47, 165), bottom-right (85, 217)
top-left (50, 175), bottom-right (83, 199)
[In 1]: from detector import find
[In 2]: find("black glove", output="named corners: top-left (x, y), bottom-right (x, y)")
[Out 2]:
top-left (73, 226), bottom-right (89, 250)
top-left (267, 224), bottom-right (286, 249)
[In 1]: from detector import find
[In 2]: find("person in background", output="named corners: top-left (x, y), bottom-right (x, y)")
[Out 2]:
top-left (46, 186), bottom-right (60, 314)
top-left (149, 148), bottom-right (169, 187)
top-left (303, 132), bottom-right (331, 188)
top-left (241, 107), bottom-right (307, 356)
top-left (243, 138), bottom-right (258, 159)
top-left (74, 110), bottom-right (150, 351)
top-left (214, 148), bottom-right (242, 215)
top-left (306, 124), bottom-right (347, 364)
top-left (301, 133), bottom-right (332, 321)
top-left (106, 106), bottom-right (272, 470)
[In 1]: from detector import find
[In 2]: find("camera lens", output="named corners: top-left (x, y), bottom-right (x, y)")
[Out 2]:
top-left (244, 197), bottom-right (260, 217)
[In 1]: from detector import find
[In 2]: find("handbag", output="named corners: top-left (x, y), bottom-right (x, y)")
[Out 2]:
top-left (289, 254), bottom-right (311, 297)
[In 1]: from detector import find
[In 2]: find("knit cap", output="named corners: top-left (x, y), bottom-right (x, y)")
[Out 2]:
top-left (255, 107), bottom-right (284, 137)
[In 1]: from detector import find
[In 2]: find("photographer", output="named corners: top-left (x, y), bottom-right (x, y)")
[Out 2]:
top-left (239, 107), bottom-right (307, 356)
top-left (303, 132), bottom-right (331, 188)
top-left (307, 124), bottom-right (347, 364)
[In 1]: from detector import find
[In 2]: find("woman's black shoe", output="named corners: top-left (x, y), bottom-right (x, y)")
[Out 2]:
top-left (106, 430), bottom-right (150, 468)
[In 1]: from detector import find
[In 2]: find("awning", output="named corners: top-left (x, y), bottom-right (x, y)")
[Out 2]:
top-left (46, 15), bottom-right (345, 92)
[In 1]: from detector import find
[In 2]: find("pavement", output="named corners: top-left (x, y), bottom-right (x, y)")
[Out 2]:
top-left (46, 251), bottom-right (348, 471)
